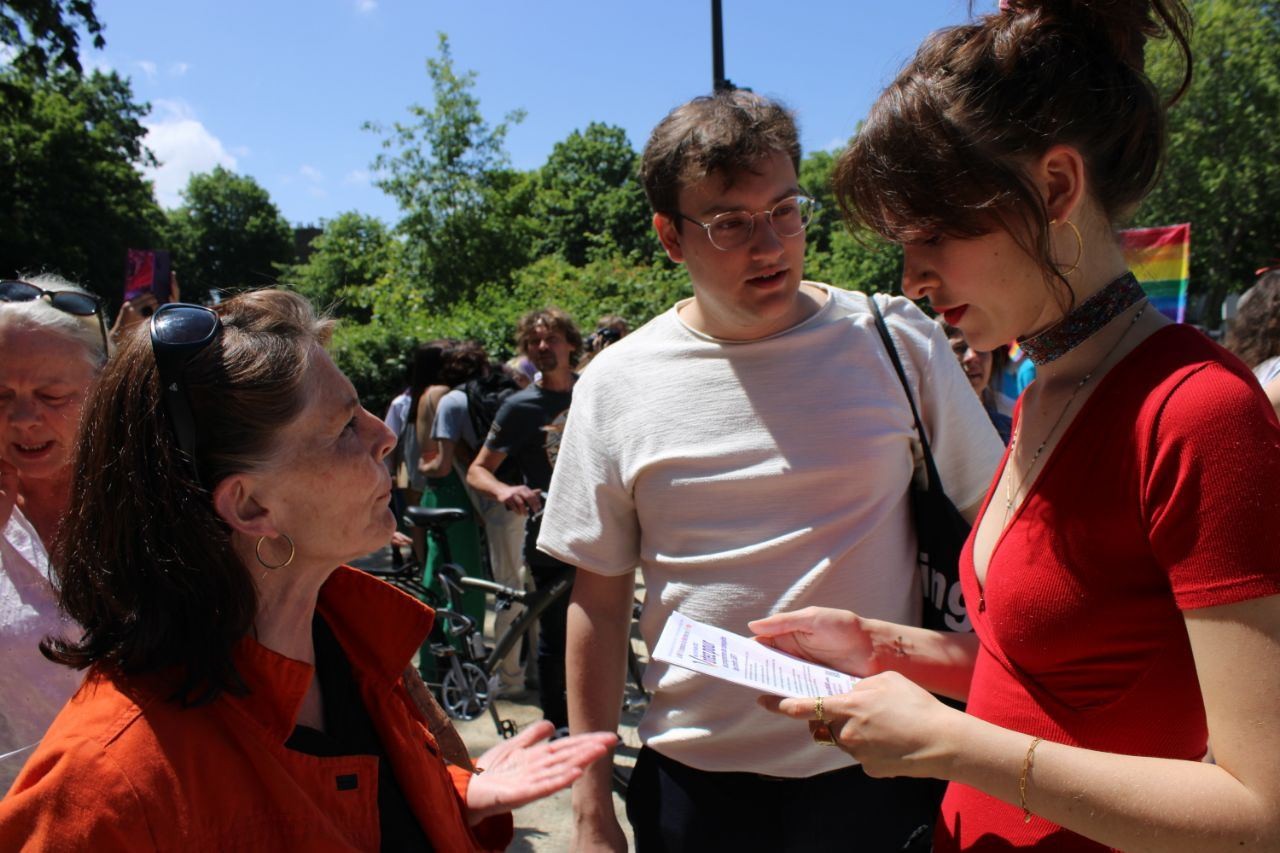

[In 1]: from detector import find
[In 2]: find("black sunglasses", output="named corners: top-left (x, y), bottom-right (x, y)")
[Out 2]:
top-left (0, 279), bottom-right (109, 353)
top-left (150, 303), bottom-right (222, 482)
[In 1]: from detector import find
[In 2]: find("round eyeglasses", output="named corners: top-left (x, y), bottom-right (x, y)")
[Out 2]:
top-left (0, 279), bottom-right (109, 352)
top-left (674, 195), bottom-right (817, 251)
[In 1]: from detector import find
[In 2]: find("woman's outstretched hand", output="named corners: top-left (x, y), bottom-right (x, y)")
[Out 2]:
top-left (748, 606), bottom-right (881, 676)
top-left (464, 720), bottom-right (617, 824)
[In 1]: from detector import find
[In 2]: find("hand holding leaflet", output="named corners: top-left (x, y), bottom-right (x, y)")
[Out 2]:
top-left (653, 611), bottom-right (859, 698)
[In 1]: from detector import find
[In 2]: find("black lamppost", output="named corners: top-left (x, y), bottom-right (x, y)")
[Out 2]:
top-left (711, 0), bottom-right (735, 92)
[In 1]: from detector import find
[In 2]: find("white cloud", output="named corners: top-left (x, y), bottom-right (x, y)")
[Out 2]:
top-left (343, 169), bottom-right (371, 186)
top-left (308, 186), bottom-right (329, 199)
top-left (299, 164), bottom-right (324, 183)
top-left (356, 0), bottom-right (377, 12)
top-left (142, 100), bottom-right (238, 208)
top-left (823, 136), bottom-right (848, 152)
top-left (135, 59), bottom-right (157, 79)
top-left (168, 61), bottom-right (190, 77)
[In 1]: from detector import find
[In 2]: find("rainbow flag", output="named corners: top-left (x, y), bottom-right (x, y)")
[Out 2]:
top-left (1120, 223), bottom-right (1190, 323)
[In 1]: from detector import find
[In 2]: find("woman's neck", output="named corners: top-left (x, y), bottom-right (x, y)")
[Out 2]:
top-left (1027, 240), bottom-right (1134, 385)
top-left (18, 472), bottom-right (72, 545)
top-left (253, 572), bottom-right (332, 659)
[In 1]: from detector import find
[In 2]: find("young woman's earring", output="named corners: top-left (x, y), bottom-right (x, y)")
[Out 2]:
top-left (1049, 218), bottom-right (1084, 276)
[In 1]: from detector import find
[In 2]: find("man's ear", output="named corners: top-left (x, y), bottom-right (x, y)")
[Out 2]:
top-left (1036, 144), bottom-right (1087, 225)
top-left (654, 212), bottom-right (686, 264)
top-left (212, 473), bottom-right (275, 539)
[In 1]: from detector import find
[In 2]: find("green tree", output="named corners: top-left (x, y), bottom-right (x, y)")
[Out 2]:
top-left (366, 34), bottom-right (532, 308)
top-left (1138, 0), bottom-right (1280, 318)
top-left (799, 148), bottom-right (841, 259)
top-left (163, 166), bottom-right (294, 299)
top-left (0, 0), bottom-right (104, 79)
top-left (0, 69), bottom-right (162, 303)
top-left (279, 211), bottom-right (396, 322)
top-left (529, 122), bottom-right (654, 265)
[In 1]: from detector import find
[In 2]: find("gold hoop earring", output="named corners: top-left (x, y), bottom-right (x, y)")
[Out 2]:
top-left (255, 534), bottom-right (295, 570)
top-left (1049, 218), bottom-right (1084, 277)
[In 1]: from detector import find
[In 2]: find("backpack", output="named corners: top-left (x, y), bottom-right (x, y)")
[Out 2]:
top-left (461, 370), bottom-right (521, 447)
top-left (454, 371), bottom-right (521, 486)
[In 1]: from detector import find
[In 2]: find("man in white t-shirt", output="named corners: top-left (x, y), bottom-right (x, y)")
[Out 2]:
top-left (537, 91), bottom-right (1004, 851)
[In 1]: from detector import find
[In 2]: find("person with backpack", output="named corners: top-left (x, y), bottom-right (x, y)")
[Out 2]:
top-left (468, 309), bottom-right (583, 734)
top-left (422, 343), bottom-right (528, 696)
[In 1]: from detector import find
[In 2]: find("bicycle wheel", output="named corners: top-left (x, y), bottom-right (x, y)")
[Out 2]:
top-left (440, 661), bottom-right (491, 720)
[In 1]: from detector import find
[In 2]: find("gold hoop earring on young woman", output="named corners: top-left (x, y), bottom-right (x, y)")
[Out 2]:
top-left (1050, 218), bottom-right (1084, 277)
top-left (255, 533), bottom-right (295, 570)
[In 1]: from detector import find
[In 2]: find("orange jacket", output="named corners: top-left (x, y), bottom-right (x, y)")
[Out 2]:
top-left (0, 567), bottom-right (512, 851)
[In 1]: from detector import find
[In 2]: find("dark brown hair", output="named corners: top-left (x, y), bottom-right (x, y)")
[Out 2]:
top-left (641, 90), bottom-right (801, 221)
top-left (45, 289), bottom-right (334, 704)
top-left (835, 0), bottom-right (1192, 300)
top-left (516, 307), bottom-right (583, 363)
top-left (408, 339), bottom-right (451, 423)
top-left (1226, 271), bottom-right (1280, 368)
top-left (439, 339), bottom-right (489, 387)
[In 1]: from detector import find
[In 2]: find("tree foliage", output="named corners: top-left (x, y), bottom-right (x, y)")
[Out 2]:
top-left (366, 33), bottom-right (531, 308)
top-left (0, 69), bottom-right (162, 303)
top-left (799, 147), bottom-right (903, 294)
top-left (1137, 0), bottom-right (1280, 315)
top-left (163, 166), bottom-right (295, 300)
top-left (0, 0), bottom-right (104, 79)
top-left (528, 122), bottom-right (653, 265)
top-left (279, 211), bottom-right (396, 322)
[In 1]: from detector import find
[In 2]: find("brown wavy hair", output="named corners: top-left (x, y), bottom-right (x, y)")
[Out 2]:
top-left (1226, 271), bottom-right (1280, 369)
top-left (835, 0), bottom-right (1192, 305)
top-left (516, 307), bottom-right (583, 364)
top-left (640, 90), bottom-right (801, 224)
top-left (45, 290), bottom-right (334, 704)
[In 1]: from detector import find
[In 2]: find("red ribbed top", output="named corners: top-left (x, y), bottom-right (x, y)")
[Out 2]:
top-left (937, 325), bottom-right (1280, 851)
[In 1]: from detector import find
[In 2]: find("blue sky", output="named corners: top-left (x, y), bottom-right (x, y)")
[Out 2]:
top-left (89, 0), bottom-right (995, 227)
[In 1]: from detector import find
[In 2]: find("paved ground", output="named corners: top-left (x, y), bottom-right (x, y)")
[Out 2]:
top-left (353, 546), bottom-right (643, 850)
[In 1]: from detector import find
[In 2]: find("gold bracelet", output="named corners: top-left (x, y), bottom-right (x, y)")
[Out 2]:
top-left (1020, 736), bottom-right (1042, 823)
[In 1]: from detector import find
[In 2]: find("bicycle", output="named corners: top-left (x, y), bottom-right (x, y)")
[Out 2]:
top-left (364, 505), bottom-right (649, 742)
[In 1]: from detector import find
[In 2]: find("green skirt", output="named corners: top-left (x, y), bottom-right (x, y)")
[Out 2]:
top-left (420, 470), bottom-right (487, 644)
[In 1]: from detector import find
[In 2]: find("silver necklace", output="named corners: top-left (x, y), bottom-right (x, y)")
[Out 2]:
top-left (1003, 301), bottom-right (1149, 524)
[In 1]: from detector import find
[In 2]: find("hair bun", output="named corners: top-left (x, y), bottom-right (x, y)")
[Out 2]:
top-left (1001, 0), bottom-right (1191, 101)
top-left (1003, 0), bottom-right (1189, 77)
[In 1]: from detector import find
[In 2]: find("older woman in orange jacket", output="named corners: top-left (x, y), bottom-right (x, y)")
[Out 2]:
top-left (0, 290), bottom-right (614, 850)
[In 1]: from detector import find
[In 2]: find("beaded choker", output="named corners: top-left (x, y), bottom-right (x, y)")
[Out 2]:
top-left (1017, 272), bottom-right (1147, 366)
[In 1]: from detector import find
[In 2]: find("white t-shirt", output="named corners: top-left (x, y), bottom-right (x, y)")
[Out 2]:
top-left (539, 284), bottom-right (1004, 776)
top-left (1255, 355), bottom-right (1280, 388)
top-left (1, 506), bottom-right (83, 790)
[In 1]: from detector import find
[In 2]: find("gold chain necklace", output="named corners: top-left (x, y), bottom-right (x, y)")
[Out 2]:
top-left (1003, 301), bottom-right (1149, 524)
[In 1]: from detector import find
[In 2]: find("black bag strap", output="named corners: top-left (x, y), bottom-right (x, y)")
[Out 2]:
top-left (867, 294), bottom-right (945, 495)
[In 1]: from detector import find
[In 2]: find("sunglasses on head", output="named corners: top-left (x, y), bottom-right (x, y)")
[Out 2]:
top-left (150, 303), bottom-right (222, 483)
top-left (0, 279), bottom-right (109, 353)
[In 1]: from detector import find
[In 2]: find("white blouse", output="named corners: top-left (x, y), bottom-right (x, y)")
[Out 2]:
top-left (1, 506), bottom-right (83, 791)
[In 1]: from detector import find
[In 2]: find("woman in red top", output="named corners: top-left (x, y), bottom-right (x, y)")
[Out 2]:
top-left (754, 1), bottom-right (1280, 850)
top-left (0, 290), bottom-right (615, 850)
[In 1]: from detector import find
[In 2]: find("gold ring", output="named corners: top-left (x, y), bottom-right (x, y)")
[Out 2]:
top-left (814, 696), bottom-right (826, 724)
top-left (812, 723), bottom-right (837, 746)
